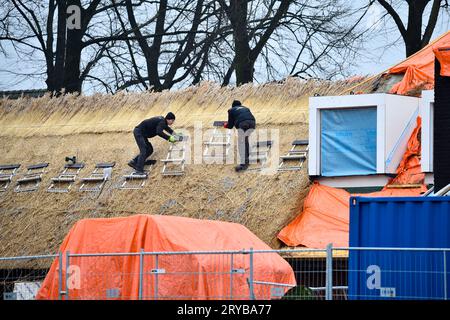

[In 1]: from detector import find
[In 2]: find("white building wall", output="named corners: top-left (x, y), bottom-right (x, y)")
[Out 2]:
top-left (309, 93), bottom-right (421, 187)
top-left (420, 90), bottom-right (434, 173)
top-left (384, 94), bottom-right (420, 173)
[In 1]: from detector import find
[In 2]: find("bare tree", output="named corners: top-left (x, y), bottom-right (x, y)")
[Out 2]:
top-left (284, 1), bottom-right (372, 80)
top-left (213, 0), bottom-right (369, 85)
top-left (0, 0), bottom-right (378, 93)
top-left (0, 0), bottom-right (132, 93)
top-left (118, 0), bottom-right (228, 92)
top-left (377, 0), bottom-right (448, 57)
top-left (217, 0), bottom-right (291, 85)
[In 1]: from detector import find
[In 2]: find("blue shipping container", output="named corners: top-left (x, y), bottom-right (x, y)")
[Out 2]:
top-left (349, 196), bottom-right (450, 300)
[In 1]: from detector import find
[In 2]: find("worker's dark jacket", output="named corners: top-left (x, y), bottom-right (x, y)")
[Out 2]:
top-left (135, 116), bottom-right (173, 140)
top-left (226, 105), bottom-right (256, 129)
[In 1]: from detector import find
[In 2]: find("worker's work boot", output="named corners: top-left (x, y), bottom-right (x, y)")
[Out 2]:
top-left (128, 161), bottom-right (145, 174)
top-left (145, 159), bottom-right (157, 166)
top-left (128, 161), bottom-right (138, 170)
top-left (235, 164), bottom-right (249, 172)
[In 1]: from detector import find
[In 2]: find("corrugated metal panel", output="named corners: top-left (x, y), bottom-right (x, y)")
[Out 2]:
top-left (349, 197), bottom-right (450, 300)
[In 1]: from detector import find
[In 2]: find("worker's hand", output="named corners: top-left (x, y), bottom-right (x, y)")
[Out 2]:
top-left (223, 121), bottom-right (228, 129)
top-left (169, 136), bottom-right (176, 143)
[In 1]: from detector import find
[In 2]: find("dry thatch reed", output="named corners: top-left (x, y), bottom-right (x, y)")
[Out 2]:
top-left (0, 79), bottom-right (362, 268)
top-left (0, 78), bottom-right (363, 138)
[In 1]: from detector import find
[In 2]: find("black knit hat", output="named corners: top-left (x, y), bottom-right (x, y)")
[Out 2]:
top-left (165, 112), bottom-right (176, 120)
top-left (232, 100), bottom-right (241, 107)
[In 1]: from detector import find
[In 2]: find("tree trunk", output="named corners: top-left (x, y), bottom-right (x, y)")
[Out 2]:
top-left (147, 0), bottom-right (167, 91)
top-left (220, 0), bottom-right (290, 85)
top-left (63, 26), bottom-right (83, 93)
top-left (54, 0), bottom-right (67, 93)
top-left (62, 0), bottom-right (100, 93)
top-left (45, 0), bottom-right (56, 92)
top-left (235, 53), bottom-right (254, 85)
top-left (230, 0), bottom-right (253, 85)
top-left (125, 0), bottom-right (165, 92)
top-left (405, 0), bottom-right (428, 57)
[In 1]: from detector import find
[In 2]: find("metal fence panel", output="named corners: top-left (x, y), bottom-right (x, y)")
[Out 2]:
top-left (66, 253), bottom-right (141, 300)
top-left (1, 247), bottom-right (450, 300)
top-left (0, 255), bottom-right (56, 300)
top-left (59, 251), bottom-right (253, 300)
top-left (140, 252), bottom-right (250, 300)
top-left (252, 249), bottom-right (328, 300)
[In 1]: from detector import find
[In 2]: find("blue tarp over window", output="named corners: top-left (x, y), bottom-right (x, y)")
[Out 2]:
top-left (321, 108), bottom-right (377, 176)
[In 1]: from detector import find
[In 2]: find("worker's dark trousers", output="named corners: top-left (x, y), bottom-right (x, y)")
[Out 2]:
top-left (132, 128), bottom-right (154, 171)
top-left (237, 120), bottom-right (256, 165)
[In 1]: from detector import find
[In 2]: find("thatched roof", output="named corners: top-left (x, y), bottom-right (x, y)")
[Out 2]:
top-left (0, 79), bottom-right (362, 269)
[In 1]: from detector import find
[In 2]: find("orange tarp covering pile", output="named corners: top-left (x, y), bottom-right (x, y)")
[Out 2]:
top-left (37, 214), bottom-right (296, 300)
top-left (278, 117), bottom-right (427, 248)
top-left (388, 31), bottom-right (450, 95)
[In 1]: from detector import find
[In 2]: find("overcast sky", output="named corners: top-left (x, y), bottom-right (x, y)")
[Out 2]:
top-left (0, 1), bottom-right (449, 94)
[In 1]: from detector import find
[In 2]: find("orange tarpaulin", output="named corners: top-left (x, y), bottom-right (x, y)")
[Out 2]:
top-left (388, 31), bottom-right (450, 95)
top-left (383, 117), bottom-right (426, 189)
top-left (433, 45), bottom-right (450, 77)
top-left (277, 183), bottom-right (426, 248)
top-left (37, 214), bottom-right (296, 300)
top-left (278, 117), bottom-right (427, 248)
top-left (277, 183), bottom-right (350, 248)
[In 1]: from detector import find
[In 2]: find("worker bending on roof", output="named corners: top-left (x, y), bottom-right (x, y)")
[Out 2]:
top-left (224, 100), bottom-right (256, 172)
top-left (128, 112), bottom-right (177, 174)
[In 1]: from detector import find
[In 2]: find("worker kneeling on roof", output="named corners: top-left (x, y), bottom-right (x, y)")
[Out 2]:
top-left (224, 100), bottom-right (256, 172)
top-left (128, 112), bottom-right (178, 174)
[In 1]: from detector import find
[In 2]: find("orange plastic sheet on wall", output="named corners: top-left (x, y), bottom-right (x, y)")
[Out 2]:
top-left (277, 182), bottom-right (426, 248)
top-left (37, 214), bottom-right (296, 300)
top-left (278, 117), bottom-right (427, 248)
top-left (433, 45), bottom-right (450, 76)
top-left (388, 31), bottom-right (450, 95)
top-left (383, 117), bottom-right (427, 190)
top-left (277, 182), bottom-right (351, 248)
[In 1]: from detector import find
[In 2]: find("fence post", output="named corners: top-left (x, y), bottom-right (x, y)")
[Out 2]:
top-left (249, 248), bottom-right (255, 300)
top-left (65, 251), bottom-right (70, 300)
top-left (444, 251), bottom-right (447, 300)
top-left (325, 243), bottom-right (333, 300)
top-left (58, 252), bottom-right (63, 300)
top-left (230, 253), bottom-right (234, 300)
top-left (139, 249), bottom-right (144, 300)
top-left (155, 254), bottom-right (159, 300)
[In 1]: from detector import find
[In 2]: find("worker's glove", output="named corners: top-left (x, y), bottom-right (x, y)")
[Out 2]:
top-left (223, 121), bottom-right (228, 129)
top-left (169, 136), bottom-right (177, 143)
